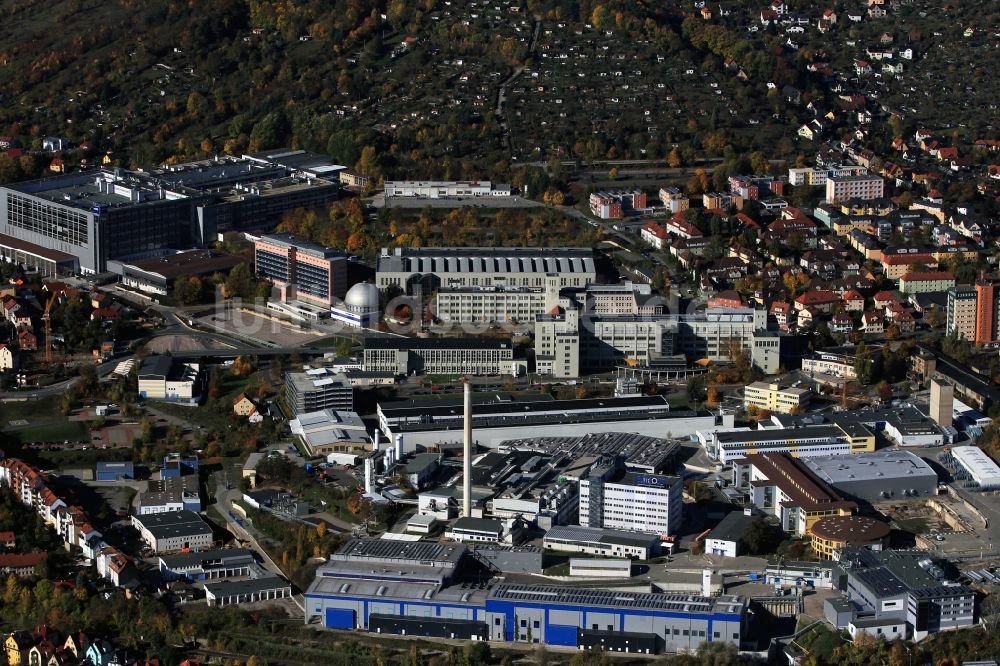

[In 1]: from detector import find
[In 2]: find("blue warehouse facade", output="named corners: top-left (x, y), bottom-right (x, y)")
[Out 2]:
top-left (305, 539), bottom-right (748, 654)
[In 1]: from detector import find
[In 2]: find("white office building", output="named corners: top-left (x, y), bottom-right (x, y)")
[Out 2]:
top-left (579, 471), bottom-right (682, 536)
top-left (383, 181), bottom-right (511, 198)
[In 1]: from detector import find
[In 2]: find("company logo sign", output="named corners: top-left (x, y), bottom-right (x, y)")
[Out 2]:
top-left (634, 474), bottom-right (669, 488)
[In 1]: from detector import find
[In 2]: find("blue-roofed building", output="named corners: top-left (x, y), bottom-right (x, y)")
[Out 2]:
top-left (162, 453), bottom-right (198, 478)
top-left (305, 539), bottom-right (748, 654)
top-left (95, 461), bottom-right (134, 481)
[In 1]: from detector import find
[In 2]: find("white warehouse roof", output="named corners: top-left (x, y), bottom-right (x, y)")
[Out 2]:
top-left (951, 446), bottom-right (1000, 489)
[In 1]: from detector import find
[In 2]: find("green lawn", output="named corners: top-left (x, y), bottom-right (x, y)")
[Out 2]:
top-left (2, 420), bottom-right (88, 443)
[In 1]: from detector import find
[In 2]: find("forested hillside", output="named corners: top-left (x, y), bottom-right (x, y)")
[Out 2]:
top-left (0, 0), bottom-right (995, 180)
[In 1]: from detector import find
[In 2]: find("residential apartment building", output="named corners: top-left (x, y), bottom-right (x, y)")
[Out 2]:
top-left (898, 271), bottom-right (955, 294)
top-left (946, 286), bottom-right (977, 341)
top-left (376, 247), bottom-right (596, 294)
top-left (976, 277), bottom-right (1000, 344)
top-left (284, 368), bottom-right (354, 416)
top-left (788, 165), bottom-right (868, 187)
top-left (743, 381), bottom-right (811, 414)
top-left (579, 470), bottom-right (683, 536)
top-left (588, 190), bottom-right (647, 219)
top-left (254, 233), bottom-right (347, 306)
top-left (825, 174), bottom-right (884, 204)
top-left (363, 337), bottom-right (518, 376)
top-left (659, 187), bottom-right (690, 214)
top-left (733, 453), bottom-right (858, 536)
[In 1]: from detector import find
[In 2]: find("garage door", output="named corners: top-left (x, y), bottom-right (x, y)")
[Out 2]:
top-left (545, 624), bottom-right (579, 646)
top-left (325, 608), bottom-right (356, 629)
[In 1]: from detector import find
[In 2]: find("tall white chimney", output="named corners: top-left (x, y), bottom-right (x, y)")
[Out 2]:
top-left (364, 458), bottom-right (374, 494)
top-left (463, 381), bottom-right (473, 518)
top-left (374, 429), bottom-right (381, 451)
top-left (702, 569), bottom-right (713, 598)
top-left (383, 449), bottom-right (392, 471)
top-left (395, 434), bottom-right (404, 461)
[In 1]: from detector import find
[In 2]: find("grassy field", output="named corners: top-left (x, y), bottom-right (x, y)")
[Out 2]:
top-left (2, 420), bottom-right (88, 444)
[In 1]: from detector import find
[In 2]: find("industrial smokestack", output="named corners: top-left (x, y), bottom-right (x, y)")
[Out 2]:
top-left (395, 434), bottom-right (404, 461)
top-left (463, 381), bottom-right (473, 518)
top-left (374, 429), bottom-right (381, 450)
top-left (364, 458), bottom-right (374, 494)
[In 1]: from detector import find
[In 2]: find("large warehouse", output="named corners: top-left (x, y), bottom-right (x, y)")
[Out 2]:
top-left (802, 450), bottom-right (939, 501)
top-left (950, 446), bottom-right (1000, 490)
top-left (304, 539), bottom-right (748, 654)
top-left (375, 246), bottom-right (596, 293)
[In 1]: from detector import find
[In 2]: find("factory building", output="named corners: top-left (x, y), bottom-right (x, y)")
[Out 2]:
top-left (376, 247), bottom-right (596, 294)
top-left (542, 525), bottom-right (662, 560)
top-left (579, 470), bottom-right (682, 537)
top-left (289, 409), bottom-right (370, 457)
top-left (304, 539), bottom-right (748, 653)
top-left (378, 393), bottom-right (728, 451)
top-left (801, 451), bottom-right (939, 501)
top-left (827, 548), bottom-right (976, 640)
top-left (948, 446), bottom-right (1000, 490)
top-left (732, 453), bottom-right (858, 536)
top-left (130, 510), bottom-right (213, 553)
top-left (701, 422), bottom-right (875, 463)
top-left (158, 548), bottom-right (255, 582)
top-left (136, 355), bottom-right (203, 404)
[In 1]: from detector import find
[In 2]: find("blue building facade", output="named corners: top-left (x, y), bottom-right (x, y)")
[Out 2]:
top-left (305, 540), bottom-right (747, 654)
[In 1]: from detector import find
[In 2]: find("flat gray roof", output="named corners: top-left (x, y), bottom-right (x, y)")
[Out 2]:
top-left (134, 510), bottom-right (212, 540)
top-left (204, 575), bottom-right (291, 598)
top-left (544, 525), bottom-right (660, 549)
top-left (803, 451), bottom-right (938, 485)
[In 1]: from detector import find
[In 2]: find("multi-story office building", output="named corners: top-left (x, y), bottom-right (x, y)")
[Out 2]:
top-left (946, 286), bottom-right (977, 341)
top-left (829, 548), bottom-right (976, 640)
top-left (732, 453), bottom-right (858, 536)
top-left (383, 181), bottom-right (511, 198)
top-left (363, 337), bottom-right (518, 376)
top-left (0, 151), bottom-right (343, 276)
top-left (284, 368), bottom-right (354, 416)
top-left (377, 247), bottom-right (596, 294)
top-left (435, 279), bottom-right (662, 327)
top-left (254, 233), bottom-right (347, 306)
top-left (579, 470), bottom-right (682, 536)
top-left (154, 151), bottom-right (342, 232)
top-left (825, 174), bottom-right (884, 204)
top-left (305, 539), bottom-right (748, 653)
top-left (0, 170), bottom-right (207, 274)
top-left (742, 381), bottom-right (811, 414)
top-left (534, 307), bottom-right (776, 378)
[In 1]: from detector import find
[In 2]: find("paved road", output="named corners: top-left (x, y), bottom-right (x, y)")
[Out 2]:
top-left (0, 355), bottom-right (128, 401)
